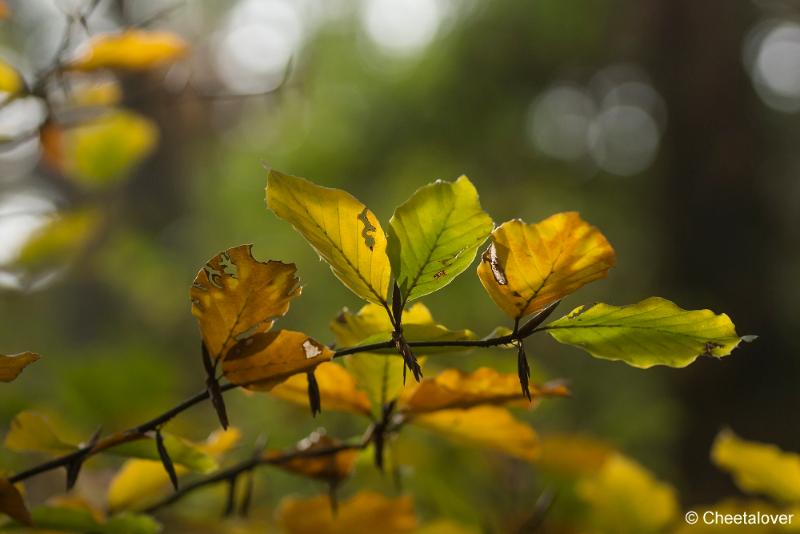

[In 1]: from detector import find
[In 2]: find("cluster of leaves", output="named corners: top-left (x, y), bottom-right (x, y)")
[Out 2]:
top-left (0, 169), bottom-right (755, 532)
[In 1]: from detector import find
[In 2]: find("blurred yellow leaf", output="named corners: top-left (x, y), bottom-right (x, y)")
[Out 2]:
top-left (477, 213), bottom-right (615, 318)
top-left (190, 244), bottom-right (301, 363)
top-left (415, 520), bottom-right (480, 534)
top-left (576, 453), bottom-right (679, 534)
top-left (41, 110), bottom-right (158, 187)
top-left (537, 433), bottom-right (615, 477)
top-left (68, 30), bottom-right (188, 71)
top-left (266, 432), bottom-right (358, 485)
top-left (266, 170), bottom-right (391, 305)
top-left (0, 479), bottom-right (32, 526)
top-left (413, 406), bottom-right (539, 462)
top-left (278, 491), bottom-right (417, 534)
top-left (400, 367), bottom-right (569, 414)
top-left (68, 77), bottom-right (123, 107)
top-left (0, 60), bottom-right (22, 94)
top-left (4, 411), bottom-right (76, 455)
top-left (17, 210), bottom-right (99, 271)
top-left (221, 329), bottom-right (333, 391)
top-left (712, 429), bottom-right (800, 503)
top-left (270, 362), bottom-right (372, 415)
top-left (108, 428), bottom-right (241, 511)
top-left (0, 352), bottom-right (39, 383)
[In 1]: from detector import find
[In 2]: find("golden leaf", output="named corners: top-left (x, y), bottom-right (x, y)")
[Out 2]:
top-left (0, 352), bottom-right (40, 383)
top-left (537, 433), bottom-right (615, 477)
top-left (0, 479), bottom-right (32, 526)
top-left (266, 432), bottom-right (358, 484)
top-left (67, 30), bottom-right (188, 71)
top-left (0, 60), bottom-right (22, 95)
top-left (278, 491), bottom-right (417, 534)
top-left (190, 244), bottom-right (301, 363)
top-left (477, 213), bottom-right (615, 318)
top-left (412, 406), bottom-right (539, 462)
top-left (4, 411), bottom-right (76, 455)
top-left (270, 362), bottom-right (372, 415)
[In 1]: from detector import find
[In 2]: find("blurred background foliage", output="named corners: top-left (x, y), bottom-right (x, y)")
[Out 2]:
top-left (0, 0), bottom-right (798, 531)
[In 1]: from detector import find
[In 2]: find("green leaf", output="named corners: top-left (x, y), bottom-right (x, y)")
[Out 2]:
top-left (110, 433), bottom-right (217, 473)
top-left (545, 297), bottom-right (747, 368)
top-left (266, 170), bottom-right (391, 305)
top-left (20, 506), bottom-right (161, 534)
top-left (387, 176), bottom-right (493, 303)
top-left (4, 411), bottom-right (77, 455)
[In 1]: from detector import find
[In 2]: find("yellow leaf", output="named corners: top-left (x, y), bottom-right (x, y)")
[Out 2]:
top-left (68, 77), bottom-right (123, 108)
top-left (477, 213), bottom-right (615, 318)
top-left (270, 361), bottom-right (372, 415)
top-left (41, 110), bottom-right (158, 187)
top-left (413, 406), bottom-right (539, 462)
top-left (266, 432), bottom-right (358, 484)
top-left (278, 491), bottom-right (417, 534)
top-left (0, 352), bottom-right (40, 383)
top-left (17, 210), bottom-right (99, 270)
top-left (4, 411), bottom-right (76, 455)
top-left (712, 429), bottom-right (800, 503)
top-left (416, 520), bottom-right (480, 534)
top-left (400, 367), bottom-right (569, 414)
top-left (537, 433), bottom-right (615, 477)
top-left (0, 479), bottom-right (32, 526)
top-left (266, 170), bottom-right (391, 305)
top-left (0, 60), bottom-right (22, 95)
top-left (576, 453), bottom-right (679, 534)
top-left (190, 244), bottom-right (301, 363)
top-left (221, 329), bottom-right (333, 391)
top-left (67, 30), bottom-right (188, 71)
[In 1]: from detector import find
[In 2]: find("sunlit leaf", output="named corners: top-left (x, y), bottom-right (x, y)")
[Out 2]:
top-left (266, 170), bottom-right (391, 305)
top-left (412, 406), bottom-right (539, 462)
top-left (190, 244), bottom-right (301, 363)
top-left (576, 453), bottom-right (679, 534)
top-left (0, 352), bottom-right (40, 383)
top-left (108, 428), bottom-right (241, 512)
top-left (278, 491), bottom-right (417, 534)
top-left (711, 429), bottom-right (800, 503)
top-left (16, 209), bottom-right (99, 271)
top-left (221, 329), bottom-right (333, 391)
top-left (399, 367), bottom-right (569, 414)
top-left (477, 213), bottom-right (615, 318)
top-left (387, 176), bottom-right (493, 303)
top-left (110, 432), bottom-right (218, 473)
top-left (0, 60), bottom-right (22, 95)
top-left (41, 109), bottom-right (158, 187)
top-left (545, 297), bottom-right (747, 368)
top-left (0, 479), bottom-right (32, 526)
top-left (537, 433), bottom-right (615, 477)
top-left (271, 362), bottom-right (372, 415)
top-left (67, 29), bottom-right (188, 71)
top-left (266, 432), bottom-right (359, 485)
top-left (4, 411), bottom-right (76, 455)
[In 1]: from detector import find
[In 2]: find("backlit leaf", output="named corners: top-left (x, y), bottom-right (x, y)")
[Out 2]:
top-left (387, 176), bottom-right (493, 303)
top-left (190, 244), bottom-right (301, 363)
top-left (0, 479), bottom-right (32, 526)
top-left (0, 60), bottom-right (22, 95)
top-left (477, 213), bottom-right (615, 318)
top-left (0, 352), bottom-right (39, 383)
top-left (266, 170), bottom-right (391, 305)
top-left (221, 329), bottom-right (333, 391)
top-left (266, 432), bottom-right (358, 485)
top-left (4, 411), bottom-right (76, 455)
top-left (711, 429), bottom-right (800, 503)
top-left (412, 406), bottom-right (539, 462)
top-left (67, 29), bottom-right (188, 71)
top-left (41, 109), bottom-right (158, 187)
top-left (576, 453), bottom-right (679, 534)
top-left (278, 491), bottom-right (417, 534)
top-left (399, 367), bottom-right (569, 414)
top-left (271, 362), bottom-right (372, 415)
top-left (545, 297), bottom-right (746, 368)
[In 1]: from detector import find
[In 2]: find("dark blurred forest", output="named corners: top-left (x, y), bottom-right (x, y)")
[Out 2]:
top-left (1, 0), bottom-right (798, 531)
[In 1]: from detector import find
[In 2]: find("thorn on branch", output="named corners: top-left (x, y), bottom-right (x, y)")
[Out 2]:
top-left (307, 370), bottom-right (321, 417)
top-left (328, 481), bottom-right (339, 516)
top-left (65, 426), bottom-right (101, 490)
top-left (223, 476), bottom-right (237, 517)
top-left (517, 341), bottom-right (531, 402)
top-left (517, 300), bottom-right (561, 338)
top-left (238, 470), bottom-right (254, 517)
top-left (392, 330), bottom-right (422, 384)
top-left (156, 428), bottom-right (179, 491)
top-left (202, 342), bottom-right (229, 429)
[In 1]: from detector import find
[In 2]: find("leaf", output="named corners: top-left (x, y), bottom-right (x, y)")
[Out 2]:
top-left (711, 429), bottom-right (800, 503)
top-left (16, 210), bottom-right (100, 271)
top-left (576, 453), bottom-right (679, 534)
top-left (266, 432), bottom-right (359, 485)
top-left (0, 60), bottom-right (22, 95)
top-left (67, 29), bottom-right (188, 71)
top-left (266, 170), bottom-right (391, 305)
top-left (0, 352), bottom-right (40, 383)
top-left (545, 297), bottom-right (746, 368)
top-left (277, 491), bottom-right (417, 534)
top-left (111, 432), bottom-right (217, 473)
top-left (41, 110), bottom-right (158, 187)
top-left (412, 406), bottom-right (539, 462)
top-left (387, 176), bottom-right (493, 303)
top-left (4, 411), bottom-right (77, 455)
top-left (399, 367), bottom-right (569, 414)
top-left (221, 330), bottom-right (334, 391)
top-left (270, 361), bottom-right (372, 415)
top-left (0, 479), bottom-right (32, 526)
top-left (190, 244), bottom-right (301, 363)
top-left (477, 213), bottom-right (615, 318)
top-left (537, 433), bottom-right (615, 477)
top-left (24, 506), bottom-right (161, 533)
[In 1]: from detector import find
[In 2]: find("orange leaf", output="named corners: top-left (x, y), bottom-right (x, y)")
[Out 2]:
top-left (67, 30), bottom-right (188, 71)
top-left (477, 213), bottom-right (615, 318)
top-left (0, 352), bottom-right (40, 383)
top-left (0, 479), bottom-right (32, 526)
top-left (266, 432), bottom-right (358, 484)
top-left (271, 362), bottom-right (372, 415)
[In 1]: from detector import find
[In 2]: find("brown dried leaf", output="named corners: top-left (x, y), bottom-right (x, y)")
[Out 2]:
top-left (0, 479), bottom-right (32, 526)
top-left (0, 352), bottom-right (40, 383)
